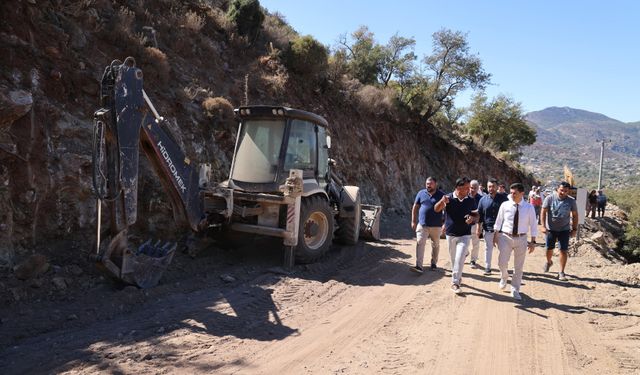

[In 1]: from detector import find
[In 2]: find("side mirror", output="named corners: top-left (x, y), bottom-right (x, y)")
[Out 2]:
top-left (326, 135), bottom-right (331, 149)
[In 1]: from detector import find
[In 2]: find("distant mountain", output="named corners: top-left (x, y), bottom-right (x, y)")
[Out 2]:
top-left (520, 107), bottom-right (640, 188)
top-left (526, 106), bottom-right (620, 129)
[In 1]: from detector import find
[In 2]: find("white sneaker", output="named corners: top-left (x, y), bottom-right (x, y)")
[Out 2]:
top-left (511, 289), bottom-right (522, 301)
top-left (498, 279), bottom-right (507, 290)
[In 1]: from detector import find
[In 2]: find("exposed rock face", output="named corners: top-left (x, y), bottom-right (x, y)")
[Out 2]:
top-left (0, 1), bottom-right (535, 267)
top-left (0, 89), bottom-right (33, 127)
top-left (13, 253), bottom-right (49, 280)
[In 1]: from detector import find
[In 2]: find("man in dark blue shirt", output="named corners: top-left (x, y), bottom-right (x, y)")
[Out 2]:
top-left (410, 177), bottom-right (445, 273)
top-left (434, 177), bottom-right (478, 294)
top-left (476, 178), bottom-right (508, 275)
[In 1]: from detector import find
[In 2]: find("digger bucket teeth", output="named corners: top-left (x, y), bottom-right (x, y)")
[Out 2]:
top-left (96, 231), bottom-right (176, 288)
top-left (122, 239), bottom-right (177, 288)
top-left (360, 204), bottom-right (382, 241)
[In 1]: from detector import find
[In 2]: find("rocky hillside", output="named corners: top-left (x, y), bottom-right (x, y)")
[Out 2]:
top-left (521, 107), bottom-right (640, 187)
top-left (0, 0), bottom-right (534, 269)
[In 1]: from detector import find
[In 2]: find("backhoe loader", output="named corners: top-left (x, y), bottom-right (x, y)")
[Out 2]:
top-left (92, 58), bottom-right (381, 288)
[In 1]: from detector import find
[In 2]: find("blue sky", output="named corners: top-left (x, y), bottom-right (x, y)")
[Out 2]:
top-left (260, 1), bottom-right (640, 123)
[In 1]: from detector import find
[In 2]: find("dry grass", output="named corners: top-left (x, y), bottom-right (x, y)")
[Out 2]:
top-left (141, 47), bottom-right (170, 86)
top-left (202, 97), bottom-right (234, 123)
top-left (262, 74), bottom-right (288, 97)
top-left (263, 12), bottom-right (296, 50)
top-left (355, 85), bottom-right (397, 115)
top-left (59, 0), bottom-right (95, 16)
top-left (207, 7), bottom-right (234, 33)
top-left (184, 83), bottom-right (213, 101)
top-left (183, 10), bottom-right (205, 32)
top-left (117, 6), bottom-right (135, 34)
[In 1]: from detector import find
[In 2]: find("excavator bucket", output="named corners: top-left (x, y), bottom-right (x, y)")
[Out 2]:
top-left (359, 204), bottom-right (382, 241)
top-left (95, 230), bottom-right (176, 288)
top-left (120, 239), bottom-right (177, 289)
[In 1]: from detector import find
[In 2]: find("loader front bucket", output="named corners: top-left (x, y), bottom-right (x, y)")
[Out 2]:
top-left (95, 230), bottom-right (176, 288)
top-left (359, 204), bottom-right (382, 241)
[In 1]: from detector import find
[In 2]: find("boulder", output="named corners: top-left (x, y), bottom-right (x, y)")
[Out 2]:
top-left (590, 231), bottom-right (607, 248)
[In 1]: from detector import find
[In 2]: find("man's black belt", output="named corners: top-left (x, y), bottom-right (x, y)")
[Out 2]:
top-left (500, 231), bottom-right (527, 237)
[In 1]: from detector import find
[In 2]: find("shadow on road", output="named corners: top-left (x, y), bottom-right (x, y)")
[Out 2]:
top-left (460, 278), bottom-right (640, 320)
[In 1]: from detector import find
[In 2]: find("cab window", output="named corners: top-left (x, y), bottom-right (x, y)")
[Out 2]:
top-left (284, 119), bottom-right (317, 174)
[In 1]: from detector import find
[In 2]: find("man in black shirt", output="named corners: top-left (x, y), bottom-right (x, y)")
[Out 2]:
top-left (434, 177), bottom-right (479, 294)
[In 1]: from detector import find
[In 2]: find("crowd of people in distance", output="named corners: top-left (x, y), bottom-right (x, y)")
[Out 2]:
top-left (410, 177), bottom-right (593, 300)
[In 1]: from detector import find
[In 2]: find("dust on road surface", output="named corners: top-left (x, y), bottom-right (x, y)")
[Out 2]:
top-left (1, 219), bottom-right (639, 374)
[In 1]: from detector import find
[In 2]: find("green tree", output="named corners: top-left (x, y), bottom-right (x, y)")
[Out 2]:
top-left (227, 0), bottom-right (265, 40)
top-left (378, 34), bottom-right (417, 87)
top-left (285, 35), bottom-right (328, 76)
top-left (338, 26), bottom-right (385, 85)
top-left (420, 29), bottom-right (491, 123)
top-left (466, 92), bottom-right (536, 157)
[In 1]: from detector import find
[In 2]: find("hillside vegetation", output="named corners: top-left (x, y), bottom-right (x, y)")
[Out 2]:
top-left (0, 0), bottom-right (536, 267)
top-left (609, 188), bottom-right (640, 261)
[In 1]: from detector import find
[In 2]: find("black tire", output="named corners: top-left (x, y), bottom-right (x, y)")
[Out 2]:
top-left (295, 195), bottom-right (334, 263)
top-left (336, 191), bottom-right (361, 245)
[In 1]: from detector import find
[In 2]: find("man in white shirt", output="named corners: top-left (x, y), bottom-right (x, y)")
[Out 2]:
top-left (468, 179), bottom-right (482, 268)
top-left (528, 185), bottom-right (537, 201)
top-left (493, 182), bottom-right (538, 301)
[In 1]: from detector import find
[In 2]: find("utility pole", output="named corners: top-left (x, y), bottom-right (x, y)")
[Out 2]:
top-left (597, 139), bottom-right (610, 190)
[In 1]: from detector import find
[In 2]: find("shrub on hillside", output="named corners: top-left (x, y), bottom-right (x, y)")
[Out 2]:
top-left (284, 35), bottom-right (328, 77)
top-left (183, 10), bottom-right (206, 32)
top-left (326, 50), bottom-right (349, 83)
top-left (141, 47), bottom-right (170, 86)
top-left (227, 0), bottom-right (264, 40)
top-left (263, 11), bottom-right (297, 50)
top-left (203, 97), bottom-right (234, 124)
top-left (208, 7), bottom-right (234, 33)
top-left (609, 189), bottom-right (640, 262)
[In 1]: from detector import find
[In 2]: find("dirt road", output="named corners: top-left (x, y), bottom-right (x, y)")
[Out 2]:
top-left (1, 217), bottom-right (639, 374)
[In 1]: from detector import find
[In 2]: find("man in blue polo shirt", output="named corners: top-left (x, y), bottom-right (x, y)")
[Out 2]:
top-left (476, 178), bottom-right (508, 275)
top-left (410, 177), bottom-right (445, 273)
top-left (434, 177), bottom-right (479, 294)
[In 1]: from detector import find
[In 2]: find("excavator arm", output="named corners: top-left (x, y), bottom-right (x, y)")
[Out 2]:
top-left (92, 58), bottom-right (203, 287)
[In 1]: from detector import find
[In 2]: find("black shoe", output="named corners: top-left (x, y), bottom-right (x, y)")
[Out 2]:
top-left (410, 265), bottom-right (424, 274)
top-left (430, 263), bottom-right (437, 270)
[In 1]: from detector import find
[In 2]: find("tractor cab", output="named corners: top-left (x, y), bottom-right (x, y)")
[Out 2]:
top-left (228, 106), bottom-right (330, 194)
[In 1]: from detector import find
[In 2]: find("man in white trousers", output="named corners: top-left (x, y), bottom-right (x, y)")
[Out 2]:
top-left (493, 182), bottom-right (538, 301)
top-left (434, 177), bottom-right (479, 295)
top-left (468, 179), bottom-right (483, 268)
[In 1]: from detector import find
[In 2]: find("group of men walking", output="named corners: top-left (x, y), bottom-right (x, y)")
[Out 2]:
top-left (410, 177), bottom-right (579, 301)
